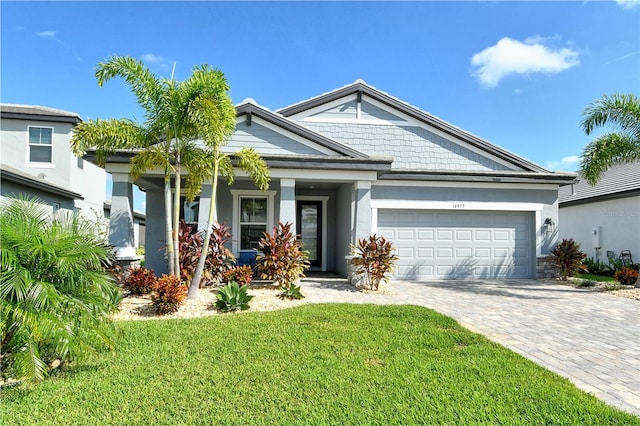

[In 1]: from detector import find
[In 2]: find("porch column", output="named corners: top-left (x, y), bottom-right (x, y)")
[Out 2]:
top-left (109, 173), bottom-right (139, 260)
top-left (353, 180), bottom-right (372, 243)
top-left (279, 178), bottom-right (296, 234)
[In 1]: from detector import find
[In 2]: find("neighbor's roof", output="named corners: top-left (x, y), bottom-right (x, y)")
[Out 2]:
top-left (559, 161), bottom-right (640, 206)
top-left (0, 163), bottom-right (83, 200)
top-left (277, 79), bottom-right (553, 174)
top-left (1, 103), bottom-right (82, 124)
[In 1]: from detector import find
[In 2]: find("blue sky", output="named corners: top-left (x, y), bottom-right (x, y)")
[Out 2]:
top-left (2, 1), bottom-right (639, 211)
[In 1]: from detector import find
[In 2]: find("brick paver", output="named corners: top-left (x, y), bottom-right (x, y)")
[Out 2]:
top-left (300, 277), bottom-right (640, 416)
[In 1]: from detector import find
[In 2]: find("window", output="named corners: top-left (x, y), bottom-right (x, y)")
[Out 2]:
top-left (239, 197), bottom-right (267, 250)
top-left (28, 127), bottom-right (53, 163)
top-left (180, 196), bottom-right (200, 224)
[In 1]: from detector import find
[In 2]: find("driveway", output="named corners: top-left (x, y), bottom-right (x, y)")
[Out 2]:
top-left (301, 277), bottom-right (640, 416)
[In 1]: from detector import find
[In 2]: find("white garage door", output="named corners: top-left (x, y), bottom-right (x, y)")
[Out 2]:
top-left (378, 210), bottom-right (533, 280)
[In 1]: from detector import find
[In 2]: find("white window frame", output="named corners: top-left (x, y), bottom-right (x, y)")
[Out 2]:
top-left (27, 126), bottom-right (54, 166)
top-left (230, 190), bottom-right (276, 254)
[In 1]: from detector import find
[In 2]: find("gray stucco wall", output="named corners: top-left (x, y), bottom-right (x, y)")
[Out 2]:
top-left (303, 122), bottom-right (511, 171)
top-left (560, 196), bottom-right (640, 262)
top-left (0, 181), bottom-right (75, 212)
top-left (144, 186), bottom-right (168, 274)
top-left (334, 183), bottom-right (354, 276)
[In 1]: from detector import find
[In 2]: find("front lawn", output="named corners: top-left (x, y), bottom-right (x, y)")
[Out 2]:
top-left (2, 304), bottom-right (637, 425)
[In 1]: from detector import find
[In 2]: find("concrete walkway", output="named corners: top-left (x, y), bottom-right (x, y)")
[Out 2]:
top-left (300, 277), bottom-right (640, 416)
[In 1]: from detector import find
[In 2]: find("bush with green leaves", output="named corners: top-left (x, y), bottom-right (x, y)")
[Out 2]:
top-left (350, 234), bottom-right (399, 291)
top-left (0, 197), bottom-right (121, 382)
top-left (614, 267), bottom-right (639, 286)
top-left (256, 222), bottom-right (310, 289)
top-left (150, 275), bottom-right (187, 314)
top-left (549, 239), bottom-right (587, 281)
top-left (123, 267), bottom-right (157, 295)
top-left (278, 282), bottom-right (305, 300)
top-left (215, 281), bottom-right (254, 312)
top-left (583, 257), bottom-right (613, 276)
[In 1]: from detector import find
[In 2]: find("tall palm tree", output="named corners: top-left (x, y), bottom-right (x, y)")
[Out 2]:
top-left (580, 93), bottom-right (640, 184)
top-left (188, 92), bottom-right (270, 299)
top-left (71, 56), bottom-right (217, 275)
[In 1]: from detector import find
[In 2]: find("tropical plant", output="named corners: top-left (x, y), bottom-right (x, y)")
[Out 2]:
top-left (215, 281), bottom-right (254, 312)
top-left (188, 90), bottom-right (271, 299)
top-left (221, 266), bottom-right (253, 287)
top-left (613, 267), bottom-right (639, 286)
top-left (549, 239), bottom-right (587, 280)
top-left (350, 234), bottom-right (399, 291)
top-left (122, 267), bottom-right (157, 295)
top-left (178, 221), bottom-right (235, 287)
top-left (579, 93), bottom-right (640, 184)
top-left (150, 274), bottom-right (187, 315)
top-left (583, 257), bottom-right (612, 276)
top-left (278, 282), bottom-right (305, 300)
top-left (256, 222), bottom-right (310, 289)
top-left (0, 197), bottom-right (121, 382)
top-left (71, 55), bottom-right (222, 277)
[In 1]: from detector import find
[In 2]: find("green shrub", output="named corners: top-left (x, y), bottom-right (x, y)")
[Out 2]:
top-left (221, 266), bottom-right (253, 287)
top-left (350, 234), bottom-right (399, 291)
top-left (257, 222), bottom-right (310, 289)
top-left (123, 267), bottom-right (157, 295)
top-left (583, 257), bottom-right (612, 275)
top-left (278, 282), bottom-right (305, 300)
top-left (151, 275), bottom-right (187, 314)
top-left (549, 239), bottom-right (587, 280)
top-left (576, 279), bottom-right (597, 288)
top-left (0, 197), bottom-right (121, 382)
top-left (614, 267), bottom-right (639, 286)
top-left (215, 281), bottom-right (254, 312)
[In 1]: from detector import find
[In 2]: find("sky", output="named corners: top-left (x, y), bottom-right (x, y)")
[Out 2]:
top-left (2, 1), bottom-right (639, 212)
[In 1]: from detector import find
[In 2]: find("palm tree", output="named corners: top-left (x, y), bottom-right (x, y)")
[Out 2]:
top-left (580, 93), bottom-right (640, 184)
top-left (71, 56), bottom-right (217, 276)
top-left (0, 197), bottom-right (121, 381)
top-left (188, 93), bottom-right (270, 299)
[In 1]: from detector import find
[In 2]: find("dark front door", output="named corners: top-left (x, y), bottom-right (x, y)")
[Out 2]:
top-left (296, 201), bottom-right (322, 268)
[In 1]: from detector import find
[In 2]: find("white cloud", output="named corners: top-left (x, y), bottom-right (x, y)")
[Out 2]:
top-left (617, 0), bottom-right (640, 8)
top-left (470, 36), bottom-right (579, 87)
top-left (141, 53), bottom-right (171, 68)
top-left (36, 30), bottom-right (57, 39)
top-left (545, 155), bottom-right (580, 172)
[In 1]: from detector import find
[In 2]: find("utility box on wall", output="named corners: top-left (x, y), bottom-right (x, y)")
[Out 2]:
top-left (592, 227), bottom-right (602, 249)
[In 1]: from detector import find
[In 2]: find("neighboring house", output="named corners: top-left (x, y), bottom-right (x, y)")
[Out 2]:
top-left (0, 104), bottom-right (106, 219)
top-left (90, 80), bottom-right (575, 279)
top-left (104, 201), bottom-right (146, 249)
top-left (559, 161), bottom-right (640, 264)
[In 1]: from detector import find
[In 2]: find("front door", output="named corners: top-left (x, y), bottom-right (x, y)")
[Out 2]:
top-left (296, 201), bottom-right (322, 268)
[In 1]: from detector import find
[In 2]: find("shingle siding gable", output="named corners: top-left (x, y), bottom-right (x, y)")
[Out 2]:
top-left (224, 121), bottom-right (328, 156)
top-left (303, 122), bottom-right (510, 171)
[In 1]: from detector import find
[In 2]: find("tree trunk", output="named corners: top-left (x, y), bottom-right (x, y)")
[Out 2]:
top-left (164, 173), bottom-right (175, 276)
top-left (189, 153), bottom-right (219, 299)
top-left (173, 161), bottom-right (181, 279)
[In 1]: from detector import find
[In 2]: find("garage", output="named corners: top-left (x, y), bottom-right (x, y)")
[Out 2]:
top-left (377, 209), bottom-right (533, 280)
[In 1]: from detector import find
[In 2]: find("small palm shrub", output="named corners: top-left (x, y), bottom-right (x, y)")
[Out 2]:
top-left (0, 197), bottom-right (121, 382)
top-left (215, 281), bottom-right (254, 312)
top-left (614, 268), bottom-right (639, 286)
top-left (151, 275), bottom-right (187, 314)
top-left (549, 239), bottom-right (587, 280)
top-left (351, 234), bottom-right (399, 291)
top-left (257, 222), bottom-right (310, 289)
top-left (123, 267), bottom-right (157, 295)
top-left (583, 257), bottom-right (613, 276)
top-left (221, 266), bottom-right (253, 287)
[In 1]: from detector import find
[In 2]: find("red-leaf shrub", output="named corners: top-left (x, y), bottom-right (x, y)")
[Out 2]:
top-left (221, 265), bottom-right (253, 287)
top-left (151, 274), bottom-right (187, 314)
top-left (123, 267), bottom-right (157, 295)
top-left (351, 234), bottom-right (399, 291)
top-left (256, 222), bottom-right (309, 288)
top-left (614, 267), bottom-right (639, 286)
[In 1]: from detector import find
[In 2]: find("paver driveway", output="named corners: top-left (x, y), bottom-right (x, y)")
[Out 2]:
top-left (301, 277), bottom-right (640, 416)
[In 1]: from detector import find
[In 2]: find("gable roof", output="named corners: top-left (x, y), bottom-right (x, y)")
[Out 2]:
top-left (1, 103), bottom-right (82, 124)
top-left (559, 161), bottom-right (640, 206)
top-left (277, 80), bottom-right (549, 173)
top-left (235, 100), bottom-right (369, 159)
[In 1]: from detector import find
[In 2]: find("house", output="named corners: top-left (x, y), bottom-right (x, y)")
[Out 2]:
top-left (1, 104), bottom-right (107, 220)
top-left (92, 80), bottom-right (576, 279)
top-left (559, 161), bottom-right (640, 264)
top-left (103, 201), bottom-right (146, 249)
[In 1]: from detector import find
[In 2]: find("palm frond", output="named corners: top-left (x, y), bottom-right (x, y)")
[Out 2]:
top-left (235, 147), bottom-right (271, 191)
top-left (581, 93), bottom-right (640, 139)
top-left (579, 133), bottom-right (640, 185)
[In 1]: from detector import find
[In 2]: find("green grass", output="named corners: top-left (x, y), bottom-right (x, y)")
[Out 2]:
top-left (2, 304), bottom-right (638, 425)
top-left (578, 273), bottom-right (618, 283)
